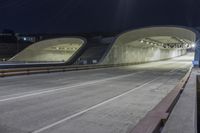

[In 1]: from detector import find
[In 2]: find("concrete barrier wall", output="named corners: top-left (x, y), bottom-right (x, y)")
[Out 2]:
top-left (101, 27), bottom-right (196, 65)
top-left (10, 38), bottom-right (85, 62)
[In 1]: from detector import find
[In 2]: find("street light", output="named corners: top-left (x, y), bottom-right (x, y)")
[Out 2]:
top-left (191, 43), bottom-right (195, 48)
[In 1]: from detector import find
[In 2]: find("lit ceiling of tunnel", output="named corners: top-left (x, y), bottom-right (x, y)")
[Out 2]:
top-left (139, 36), bottom-right (193, 49)
top-left (45, 43), bottom-right (81, 52)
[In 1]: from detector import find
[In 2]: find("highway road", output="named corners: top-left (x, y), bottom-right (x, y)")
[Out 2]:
top-left (0, 54), bottom-right (193, 133)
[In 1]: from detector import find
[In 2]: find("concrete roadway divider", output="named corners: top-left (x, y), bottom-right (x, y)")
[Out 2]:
top-left (0, 58), bottom-right (179, 77)
top-left (0, 63), bottom-right (125, 77)
top-left (129, 67), bottom-right (193, 133)
top-left (0, 58), bottom-right (192, 77)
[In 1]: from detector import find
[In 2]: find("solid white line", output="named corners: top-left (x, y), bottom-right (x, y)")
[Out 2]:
top-left (0, 71), bottom-right (144, 102)
top-left (32, 77), bottom-right (159, 133)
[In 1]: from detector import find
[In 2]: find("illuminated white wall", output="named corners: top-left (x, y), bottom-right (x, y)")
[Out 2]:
top-left (101, 27), bottom-right (196, 65)
top-left (10, 38), bottom-right (85, 62)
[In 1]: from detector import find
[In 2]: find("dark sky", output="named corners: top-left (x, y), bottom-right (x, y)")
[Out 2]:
top-left (0, 0), bottom-right (200, 33)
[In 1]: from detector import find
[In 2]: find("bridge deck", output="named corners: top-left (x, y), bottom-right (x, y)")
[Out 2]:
top-left (0, 54), bottom-right (193, 133)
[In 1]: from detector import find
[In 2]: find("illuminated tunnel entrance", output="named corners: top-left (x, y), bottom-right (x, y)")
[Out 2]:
top-left (7, 26), bottom-right (199, 67)
top-left (9, 37), bottom-right (86, 64)
top-left (100, 26), bottom-right (198, 65)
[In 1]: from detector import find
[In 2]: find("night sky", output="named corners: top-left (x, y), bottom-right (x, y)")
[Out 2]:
top-left (0, 0), bottom-right (200, 34)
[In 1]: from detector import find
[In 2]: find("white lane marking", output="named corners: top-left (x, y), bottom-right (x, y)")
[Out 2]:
top-left (32, 77), bottom-right (159, 133)
top-left (0, 71), bottom-right (144, 102)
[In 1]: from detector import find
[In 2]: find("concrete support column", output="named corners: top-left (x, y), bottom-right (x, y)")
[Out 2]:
top-left (194, 39), bottom-right (200, 67)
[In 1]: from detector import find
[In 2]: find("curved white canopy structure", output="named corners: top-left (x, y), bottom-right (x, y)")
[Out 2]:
top-left (101, 26), bottom-right (197, 64)
top-left (10, 37), bottom-right (85, 63)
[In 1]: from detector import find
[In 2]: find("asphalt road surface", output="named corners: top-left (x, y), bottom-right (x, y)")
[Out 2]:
top-left (0, 54), bottom-right (193, 133)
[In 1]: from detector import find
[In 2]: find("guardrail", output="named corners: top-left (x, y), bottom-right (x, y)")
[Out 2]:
top-left (130, 67), bottom-right (193, 133)
top-left (0, 60), bottom-right (158, 77)
top-left (0, 63), bottom-right (133, 77)
top-left (0, 57), bottom-right (174, 77)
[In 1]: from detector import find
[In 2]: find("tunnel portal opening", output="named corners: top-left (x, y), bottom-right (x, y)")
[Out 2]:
top-left (101, 27), bottom-right (197, 65)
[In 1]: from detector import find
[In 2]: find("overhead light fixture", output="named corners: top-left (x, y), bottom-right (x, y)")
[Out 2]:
top-left (191, 43), bottom-right (195, 48)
